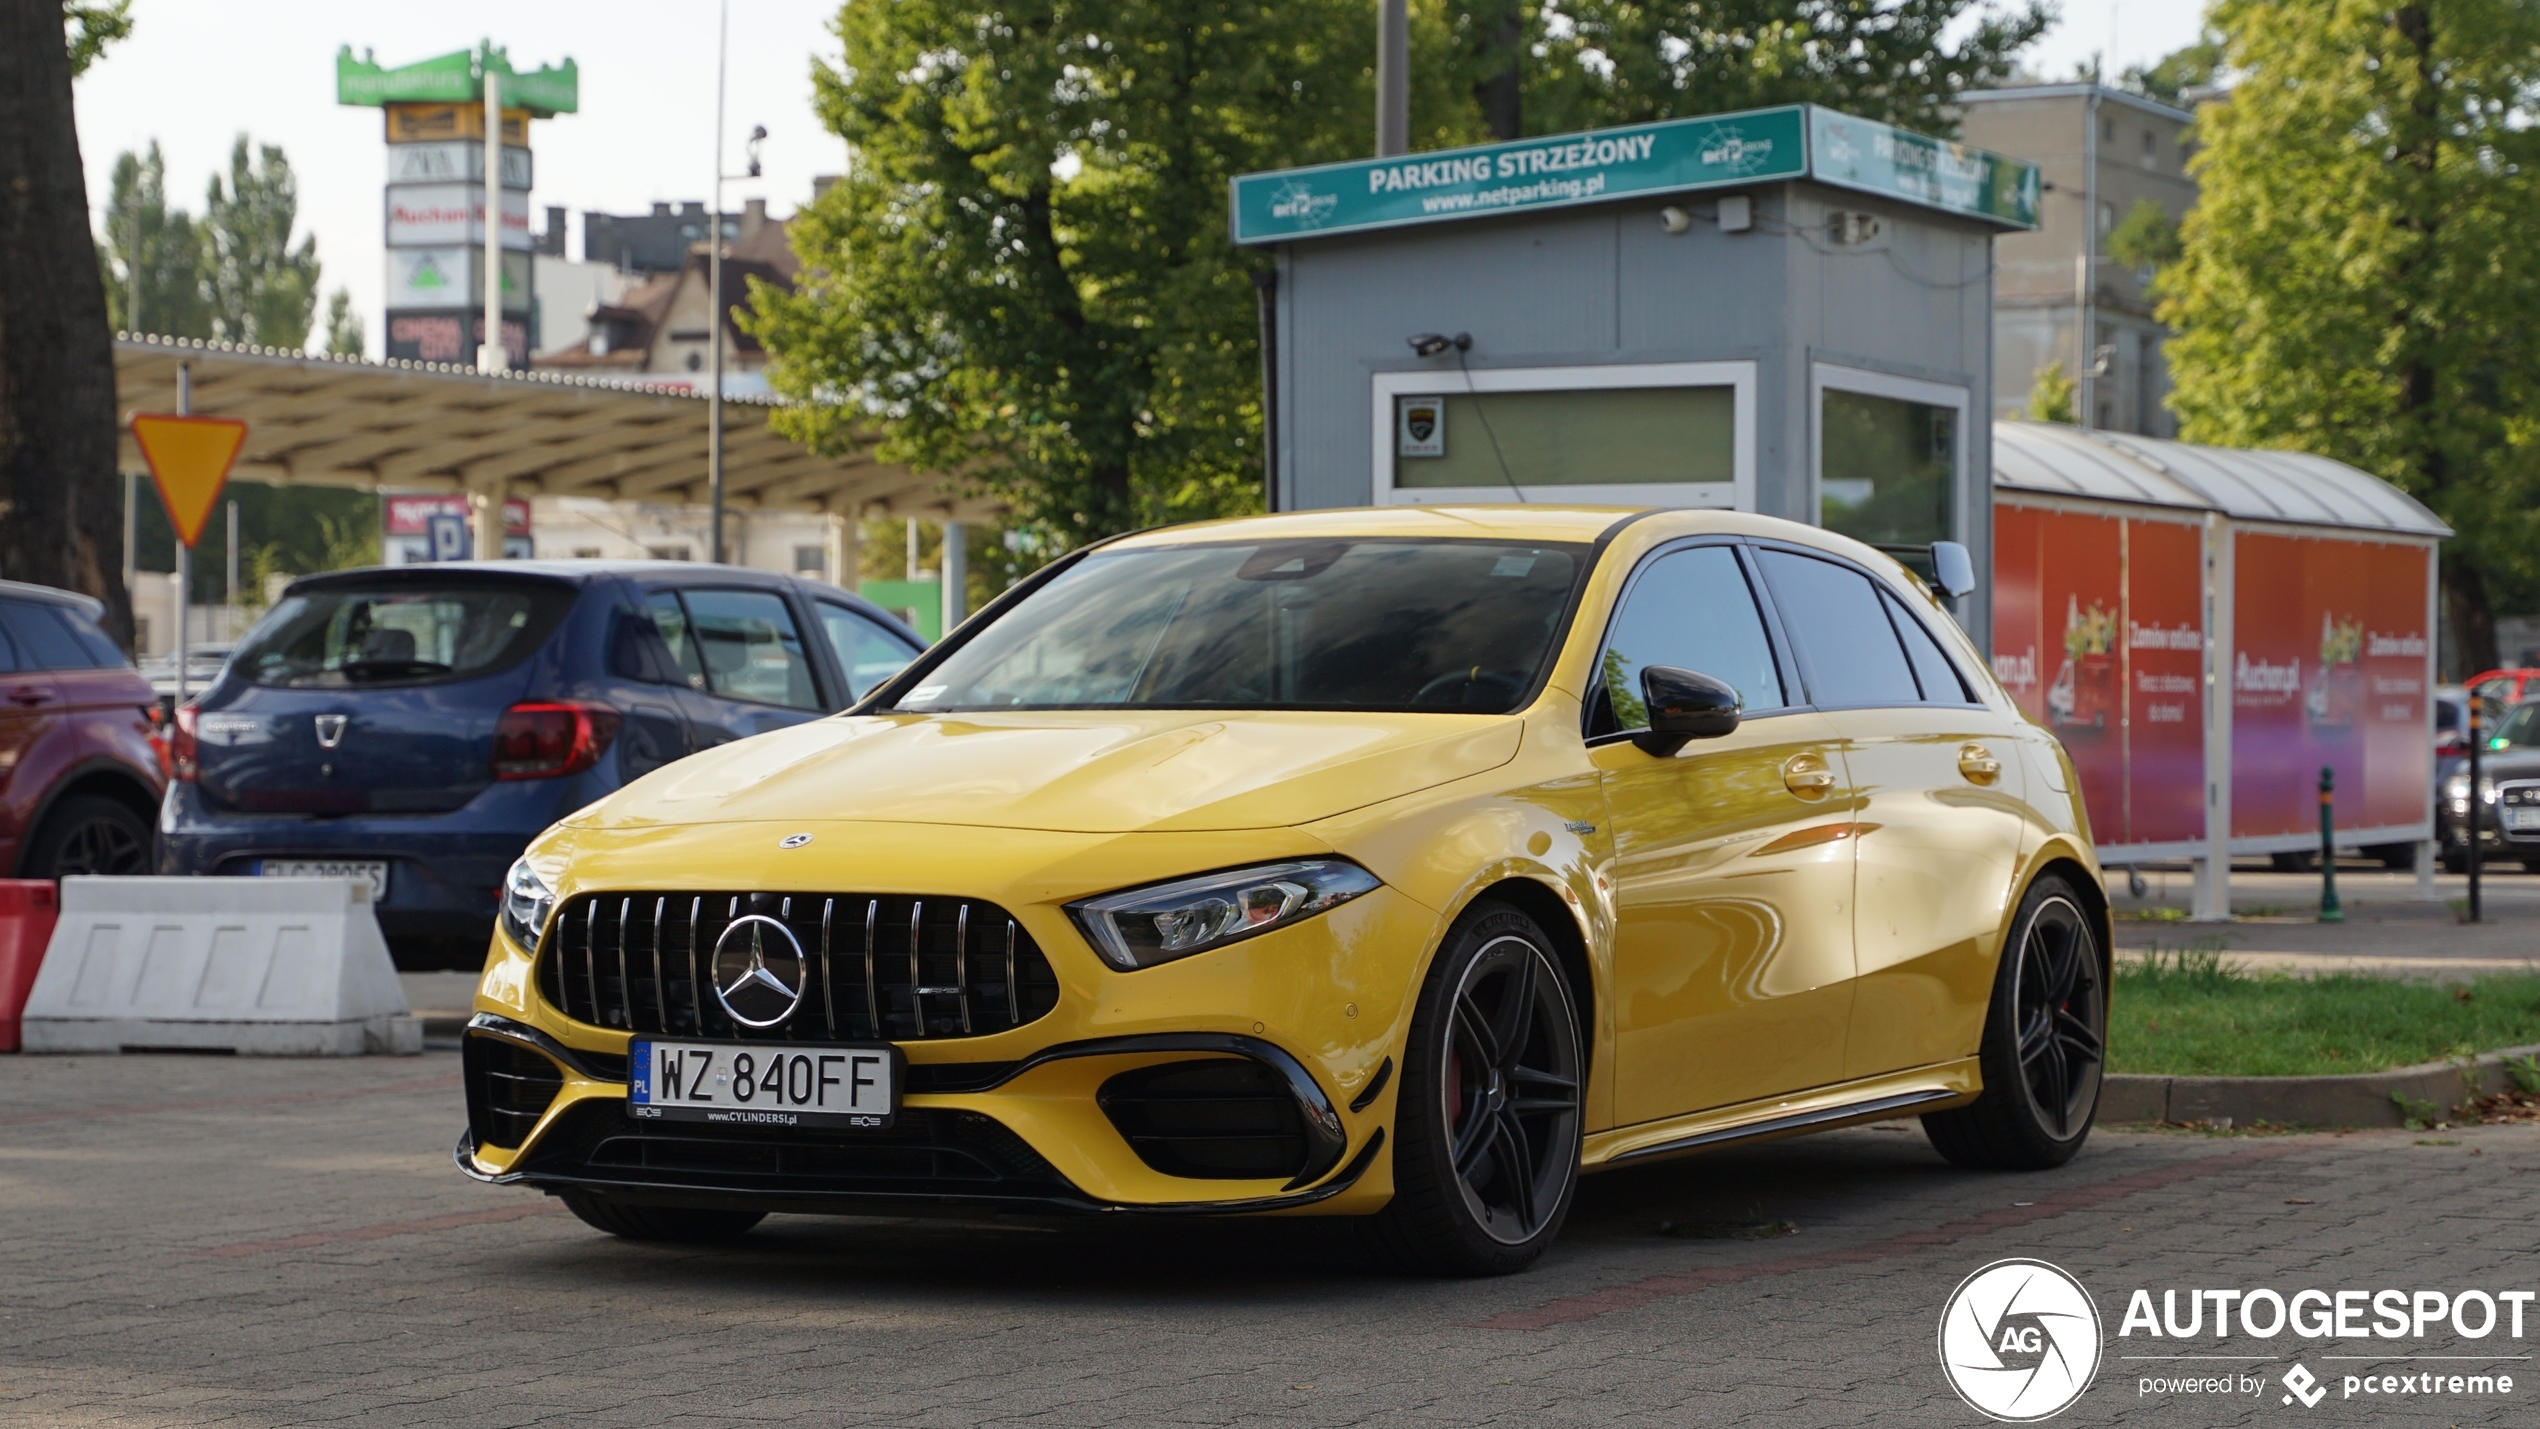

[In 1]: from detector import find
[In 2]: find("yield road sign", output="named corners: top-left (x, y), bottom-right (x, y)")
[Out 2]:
top-left (129, 414), bottom-right (248, 549)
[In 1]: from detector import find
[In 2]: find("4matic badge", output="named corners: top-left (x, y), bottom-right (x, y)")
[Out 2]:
top-left (1939, 1259), bottom-right (2103, 1421)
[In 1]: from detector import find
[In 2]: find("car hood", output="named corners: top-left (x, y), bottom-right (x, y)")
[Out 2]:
top-left (571, 709), bottom-right (1525, 834)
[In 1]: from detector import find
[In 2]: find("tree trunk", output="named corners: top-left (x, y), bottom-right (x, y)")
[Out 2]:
top-left (0, 0), bottom-right (131, 646)
top-left (1472, 0), bottom-right (1523, 141)
top-left (2443, 559), bottom-right (2495, 682)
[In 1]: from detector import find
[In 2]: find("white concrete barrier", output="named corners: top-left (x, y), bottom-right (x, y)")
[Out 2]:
top-left (20, 877), bottom-right (420, 1055)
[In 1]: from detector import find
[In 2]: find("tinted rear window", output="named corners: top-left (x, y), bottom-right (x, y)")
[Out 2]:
top-left (1, 600), bottom-right (122, 669)
top-left (234, 581), bottom-right (575, 689)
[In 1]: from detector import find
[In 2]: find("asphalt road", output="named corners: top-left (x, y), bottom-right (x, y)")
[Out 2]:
top-left (3, 1051), bottom-right (2534, 1427)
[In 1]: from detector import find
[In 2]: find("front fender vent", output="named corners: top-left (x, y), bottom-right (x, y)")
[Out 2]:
top-left (539, 892), bottom-right (1060, 1042)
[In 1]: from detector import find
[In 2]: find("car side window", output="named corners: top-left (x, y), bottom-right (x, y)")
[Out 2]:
top-left (643, 591), bottom-right (707, 690)
top-left (680, 588), bottom-right (823, 710)
top-left (1590, 545), bottom-right (1783, 737)
top-left (1755, 549), bottom-right (1920, 708)
top-left (610, 605), bottom-right (687, 688)
top-left (1883, 590), bottom-right (1974, 704)
top-left (0, 601), bottom-right (101, 670)
top-left (814, 602), bottom-right (917, 703)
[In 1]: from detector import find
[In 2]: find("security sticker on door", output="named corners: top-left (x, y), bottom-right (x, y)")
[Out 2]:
top-left (628, 1039), bottom-right (900, 1128)
top-left (1398, 395), bottom-right (1445, 458)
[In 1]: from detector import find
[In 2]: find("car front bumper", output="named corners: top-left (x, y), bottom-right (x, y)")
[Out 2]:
top-left (458, 820), bottom-right (1443, 1217)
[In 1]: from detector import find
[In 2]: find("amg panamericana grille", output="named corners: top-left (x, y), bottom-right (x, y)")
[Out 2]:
top-left (540, 892), bottom-right (1061, 1041)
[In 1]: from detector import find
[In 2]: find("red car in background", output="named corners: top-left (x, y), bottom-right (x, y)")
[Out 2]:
top-left (0, 582), bottom-right (163, 877)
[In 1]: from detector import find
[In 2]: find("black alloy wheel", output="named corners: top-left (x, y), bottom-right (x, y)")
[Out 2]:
top-left (25, 795), bottom-right (153, 878)
top-left (2010, 894), bottom-right (2104, 1140)
top-left (1923, 874), bottom-right (2107, 1170)
top-left (1364, 901), bottom-right (1583, 1275)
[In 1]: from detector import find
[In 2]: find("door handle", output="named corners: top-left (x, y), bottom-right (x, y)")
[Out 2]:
top-left (1958, 743), bottom-right (2002, 785)
top-left (1782, 751), bottom-right (1836, 800)
top-left (8, 687), bottom-right (48, 707)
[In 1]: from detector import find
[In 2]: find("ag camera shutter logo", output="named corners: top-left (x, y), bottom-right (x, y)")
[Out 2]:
top-left (1939, 1259), bottom-right (2103, 1421)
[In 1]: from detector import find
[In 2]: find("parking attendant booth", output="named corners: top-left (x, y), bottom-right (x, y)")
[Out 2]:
top-left (1234, 104), bottom-right (2040, 647)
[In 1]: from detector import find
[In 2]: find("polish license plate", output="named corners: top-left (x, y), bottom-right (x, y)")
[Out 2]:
top-left (258, 859), bottom-right (389, 900)
top-left (627, 1039), bottom-right (900, 1129)
top-left (2507, 808), bottom-right (2540, 832)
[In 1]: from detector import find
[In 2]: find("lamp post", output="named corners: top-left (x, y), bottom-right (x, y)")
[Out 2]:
top-left (706, 0), bottom-right (765, 567)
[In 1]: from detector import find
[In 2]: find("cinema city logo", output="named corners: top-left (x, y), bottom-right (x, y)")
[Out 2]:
top-left (1939, 1259), bottom-right (2103, 1421)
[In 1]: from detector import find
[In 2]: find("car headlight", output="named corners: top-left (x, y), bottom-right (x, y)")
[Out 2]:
top-left (1068, 860), bottom-right (1381, 971)
top-left (500, 856), bottom-right (558, 952)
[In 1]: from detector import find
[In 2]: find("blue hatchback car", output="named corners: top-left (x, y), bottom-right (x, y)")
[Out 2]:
top-left (160, 561), bottom-right (924, 968)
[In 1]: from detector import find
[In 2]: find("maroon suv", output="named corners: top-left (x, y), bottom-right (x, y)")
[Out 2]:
top-left (0, 582), bottom-right (163, 877)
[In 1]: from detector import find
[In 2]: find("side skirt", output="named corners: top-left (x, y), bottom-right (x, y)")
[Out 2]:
top-left (1583, 1058), bottom-right (1982, 1170)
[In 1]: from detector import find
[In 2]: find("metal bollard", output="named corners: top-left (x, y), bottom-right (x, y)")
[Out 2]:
top-left (2470, 700), bottom-right (2485, 924)
top-left (2317, 765), bottom-right (2341, 923)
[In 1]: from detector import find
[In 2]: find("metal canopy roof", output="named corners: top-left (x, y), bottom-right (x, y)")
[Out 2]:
top-left (1993, 420), bottom-right (2451, 538)
top-left (111, 334), bottom-right (997, 519)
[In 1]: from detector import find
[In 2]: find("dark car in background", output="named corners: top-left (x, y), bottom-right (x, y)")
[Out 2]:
top-left (0, 581), bottom-right (164, 878)
top-left (159, 562), bottom-right (924, 967)
top-left (2440, 697), bottom-right (2540, 872)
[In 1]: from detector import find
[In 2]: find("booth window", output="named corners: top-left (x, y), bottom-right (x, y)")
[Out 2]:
top-left (1395, 386), bottom-right (1735, 492)
top-left (1818, 386), bottom-right (1957, 547)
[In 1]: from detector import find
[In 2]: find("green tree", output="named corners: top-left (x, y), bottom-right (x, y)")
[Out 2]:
top-left (751, 0), bottom-right (1383, 545)
top-left (2121, 30), bottom-right (2225, 106)
top-left (322, 288), bottom-right (363, 357)
top-left (203, 136), bottom-right (321, 349)
top-left (1526, 0), bottom-right (2051, 137)
top-left (2105, 198), bottom-right (2180, 276)
top-left (2160, 0), bottom-right (2540, 673)
top-left (2024, 360), bottom-right (2076, 424)
top-left (64, 0), bottom-right (133, 77)
top-left (96, 142), bottom-right (210, 338)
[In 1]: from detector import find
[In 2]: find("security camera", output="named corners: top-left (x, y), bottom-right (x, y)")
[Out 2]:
top-left (1406, 332), bottom-right (1471, 357)
top-left (1659, 206), bottom-right (1692, 235)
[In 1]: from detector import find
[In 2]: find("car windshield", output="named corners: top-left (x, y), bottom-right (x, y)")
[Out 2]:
top-left (896, 538), bottom-right (1588, 713)
top-left (235, 580), bottom-right (576, 689)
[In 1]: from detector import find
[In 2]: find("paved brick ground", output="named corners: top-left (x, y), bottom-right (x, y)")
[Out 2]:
top-left (2, 1052), bottom-right (2534, 1427)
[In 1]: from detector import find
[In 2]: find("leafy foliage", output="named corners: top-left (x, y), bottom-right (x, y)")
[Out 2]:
top-left (96, 143), bottom-right (210, 338)
top-left (322, 288), bottom-right (364, 357)
top-left (2024, 360), bottom-right (2076, 424)
top-left (63, 0), bottom-right (132, 78)
top-left (96, 136), bottom-right (322, 349)
top-left (2120, 29), bottom-right (2224, 107)
top-left (130, 481), bottom-right (379, 604)
top-left (1527, 0), bottom-right (2050, 137)
top-left (750, 0), bottom-right (1386, 545)
top-left (2105, 198), bottom-right (2179, 274)
top-left (203, 137), bottom-right (321, 349)
top-left (2159, 0), bottom-right (2540, 672)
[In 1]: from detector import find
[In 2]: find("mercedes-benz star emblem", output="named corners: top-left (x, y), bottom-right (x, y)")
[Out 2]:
top-left (314, 714), bottom-right (347, 749)
top-left (779, 832), bottom-right (813, 849)
top-left (710, 915), bottom-right (808, 1028)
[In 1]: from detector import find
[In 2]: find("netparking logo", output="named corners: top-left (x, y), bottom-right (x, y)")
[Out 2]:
top-left (1938, 1259), bottom-right (2104, 1421)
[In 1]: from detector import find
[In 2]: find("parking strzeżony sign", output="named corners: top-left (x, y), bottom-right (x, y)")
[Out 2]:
top-left (1228, 104), bottom-right (2039, 246)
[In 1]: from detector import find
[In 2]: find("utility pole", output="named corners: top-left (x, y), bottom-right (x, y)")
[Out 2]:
top-left (478, 58), bottom-right (504, 375)
top-left (1376, 0), bottom-right (1408, 157)
top-left (175, 363), bottom-right (192, 706)
top-left (708, 0), bottom-right (728, 564)
top-left (2077, 85), bottom-right (2101, 430)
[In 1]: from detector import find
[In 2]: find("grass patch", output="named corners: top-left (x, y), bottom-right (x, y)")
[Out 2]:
top-left (2111, 940), bottom-right (2540, 1076)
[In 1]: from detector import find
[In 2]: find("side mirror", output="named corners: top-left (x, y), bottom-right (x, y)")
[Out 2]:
top-left (1634, 665), bottom-right (1741, 757)
top-left (1930, 540), bottom-right (1977, 599)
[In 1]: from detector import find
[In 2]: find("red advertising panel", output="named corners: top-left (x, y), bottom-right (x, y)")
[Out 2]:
top-left (2123, 518), bottom-right (2206, 845)
top-left (2230, 534), bottom-right (2432, 838)
top-left (1992, 502), bottom-right (2207, 849)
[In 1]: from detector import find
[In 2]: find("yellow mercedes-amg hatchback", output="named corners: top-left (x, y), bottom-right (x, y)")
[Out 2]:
top-left (459, 506), bottom-right (2106, 1275)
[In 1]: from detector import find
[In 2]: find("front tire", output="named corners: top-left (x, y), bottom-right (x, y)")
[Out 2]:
top-left (559, 1191), bottom-right (764, 1243)
top-left (1923, 874), bottom-right (2107, 1170)
top-left (1362, 901), bottom-right (1583, 1276)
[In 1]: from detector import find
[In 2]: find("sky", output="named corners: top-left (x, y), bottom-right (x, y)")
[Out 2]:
top-left (72, 0), bottom-right (2208, 361)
